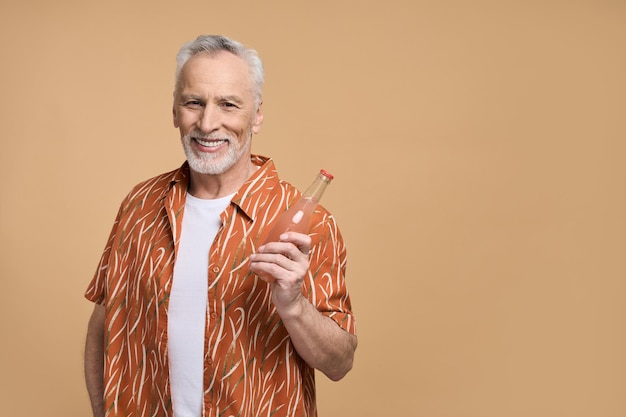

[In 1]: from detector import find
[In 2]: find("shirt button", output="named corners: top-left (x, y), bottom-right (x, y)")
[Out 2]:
top-left (212, 267), bottom-right (219, 273)
top-left (210, 312), bottom-right (218, 320)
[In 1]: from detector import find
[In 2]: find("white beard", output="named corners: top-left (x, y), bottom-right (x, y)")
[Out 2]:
top-left (181, 131), bottom-right (252, 175)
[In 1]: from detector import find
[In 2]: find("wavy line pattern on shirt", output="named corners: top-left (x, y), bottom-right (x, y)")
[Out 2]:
top-left (86, 156), bottom-right (355, 417)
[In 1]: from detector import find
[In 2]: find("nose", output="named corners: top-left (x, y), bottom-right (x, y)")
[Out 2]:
top-left (197, 104), bottom-right (220, 133)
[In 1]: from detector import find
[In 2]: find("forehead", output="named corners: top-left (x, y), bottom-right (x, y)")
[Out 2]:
top-left (178, 51), bottom-right (254, 97)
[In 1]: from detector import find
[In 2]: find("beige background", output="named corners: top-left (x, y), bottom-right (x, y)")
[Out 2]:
top-left (1, 0), bottom-right (625, 416)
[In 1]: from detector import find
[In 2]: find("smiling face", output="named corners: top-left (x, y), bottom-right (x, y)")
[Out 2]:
top-left (173, 51), bottom-right (263, 176)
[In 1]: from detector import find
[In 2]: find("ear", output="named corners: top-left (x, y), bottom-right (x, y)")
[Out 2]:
top-left (251, 100), bottom-right (264, 134)
top-left (172, 104), bottom-right (179, 128)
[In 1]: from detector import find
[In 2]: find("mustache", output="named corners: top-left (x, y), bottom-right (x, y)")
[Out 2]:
top-left (185, 131), bottom-right (232, 141)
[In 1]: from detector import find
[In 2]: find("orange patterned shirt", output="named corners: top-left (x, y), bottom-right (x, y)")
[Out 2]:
top-left (85, 155), bottom-right (356, 417)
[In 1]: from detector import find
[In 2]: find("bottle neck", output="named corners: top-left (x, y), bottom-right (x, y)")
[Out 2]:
top-left (302, 172), bottom-right (332, 203)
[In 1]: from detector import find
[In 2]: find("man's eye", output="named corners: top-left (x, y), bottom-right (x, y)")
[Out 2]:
top-left (184, 101), bottom-right (203, 108)
top-left (221, 102), bottom-right (238, 109)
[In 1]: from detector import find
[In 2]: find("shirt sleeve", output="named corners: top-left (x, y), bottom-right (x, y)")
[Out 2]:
top-left (84, 201), bottom-right (126, 306)
top-left (304, 207), bottom-right (356, 335)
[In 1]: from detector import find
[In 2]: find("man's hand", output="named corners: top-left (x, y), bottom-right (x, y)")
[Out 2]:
top-left (249, 232), bottom-right (311, 311)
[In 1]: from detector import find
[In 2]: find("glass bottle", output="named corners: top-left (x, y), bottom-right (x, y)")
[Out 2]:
top-left (261, 169), bottom-right (334, 245)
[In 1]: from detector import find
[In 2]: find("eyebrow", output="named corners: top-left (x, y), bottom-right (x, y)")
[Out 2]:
top-left (216, 95), bottom-right (245, 105)
top-left (178, 93), bottom-right (245, 106)
top-left (178, 93), bottom-right (203, 102)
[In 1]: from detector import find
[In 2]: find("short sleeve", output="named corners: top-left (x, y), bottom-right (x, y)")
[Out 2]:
top-left (304, 207), bottom-right (356, 335)
top-left (84, 201), bottom-right (125, 305)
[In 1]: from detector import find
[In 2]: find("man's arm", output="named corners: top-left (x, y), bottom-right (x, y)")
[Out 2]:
top-left (275, 290), bottom-right (357, 380)
top-left (84, 304), bottom-right (105, 417)
top-left (249, 232), bottom-right (357, 380)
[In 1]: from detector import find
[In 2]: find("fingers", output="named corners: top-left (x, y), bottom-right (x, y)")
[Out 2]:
top-left (259, 232), bottom-right (311, 258)
top-left (249, 232), bottom-right (312, 282)
top-left (275, 231), bottom-right (311, 256)
top-left (249, 244), bottom-right (306, 275)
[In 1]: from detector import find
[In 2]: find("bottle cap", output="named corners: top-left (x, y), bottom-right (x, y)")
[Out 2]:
top-left (320, 169), bottom-right (334, 180)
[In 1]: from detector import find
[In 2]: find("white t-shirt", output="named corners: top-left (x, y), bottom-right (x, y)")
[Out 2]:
top-left (168, 192), bottom-right (234, 417)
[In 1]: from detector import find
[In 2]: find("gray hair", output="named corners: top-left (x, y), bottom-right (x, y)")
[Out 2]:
top-left (174, 35), bottom-right (264, 105)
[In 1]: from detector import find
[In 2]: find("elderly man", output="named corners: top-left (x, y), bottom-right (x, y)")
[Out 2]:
top-left (84, 35), bottom-right (357, 417)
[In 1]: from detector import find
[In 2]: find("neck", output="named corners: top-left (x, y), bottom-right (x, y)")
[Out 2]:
top-left (188, 159), bottom-right (256, 199)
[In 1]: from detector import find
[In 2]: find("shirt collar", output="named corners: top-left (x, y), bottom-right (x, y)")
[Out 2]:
top-left (163, 155), bottom-right (280, 222)
top-left (231, 155), bottom-right (279, 221)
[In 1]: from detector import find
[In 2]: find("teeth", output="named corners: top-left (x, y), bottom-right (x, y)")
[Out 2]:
top-left (196, 138), bottom-right (225, 147)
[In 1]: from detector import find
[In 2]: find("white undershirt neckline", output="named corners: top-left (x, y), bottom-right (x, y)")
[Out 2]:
top-left (168, 192), bottom-right (234, 417)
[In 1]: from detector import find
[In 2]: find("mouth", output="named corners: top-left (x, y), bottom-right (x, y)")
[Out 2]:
top-left (192, 136), bottom-right (228, 150)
